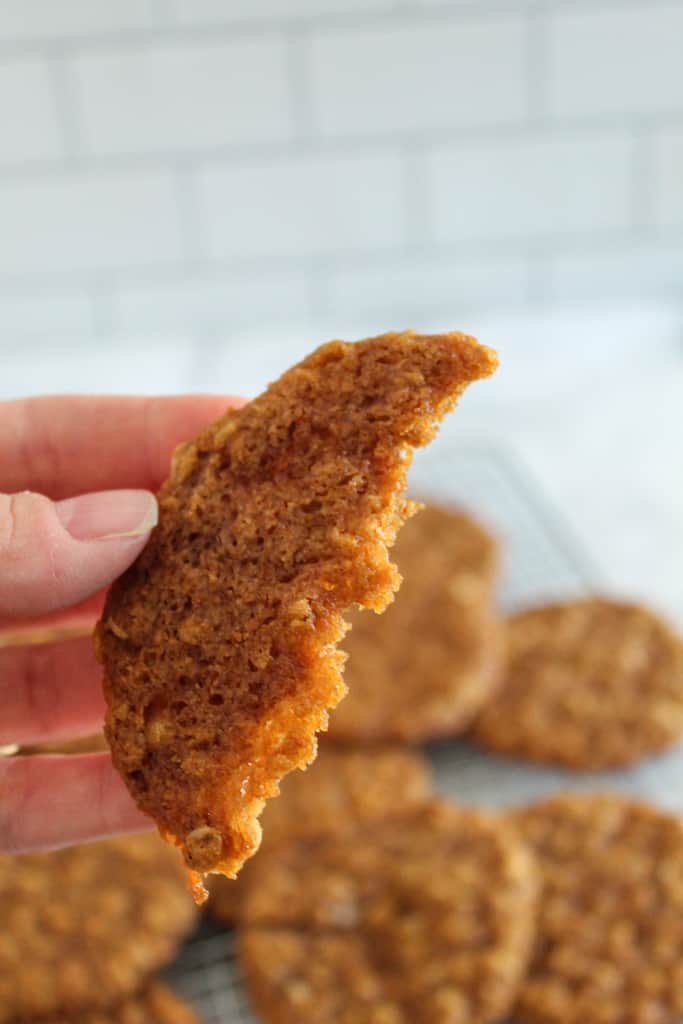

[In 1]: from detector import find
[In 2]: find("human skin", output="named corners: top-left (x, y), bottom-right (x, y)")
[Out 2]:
top-left (0, 393), bottom-right (243, 855)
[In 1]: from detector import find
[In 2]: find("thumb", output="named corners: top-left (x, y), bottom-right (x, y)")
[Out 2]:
top-left (0, 490), bottom-right (158, 618)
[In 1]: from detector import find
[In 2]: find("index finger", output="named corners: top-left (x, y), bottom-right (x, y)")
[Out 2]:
top-left (0, 394), bottom-right (244, 500)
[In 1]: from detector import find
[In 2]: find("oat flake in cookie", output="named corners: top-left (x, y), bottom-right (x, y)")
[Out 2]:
top-left (240, 800), bottom-right (538, 1024)
top-left (0, 835), bottom-right (195, 1022)
top-left (509, 793), bottom-right (683, 1024)
top-left (473, 597), bottom-right (683, 770)
top-left (96, 331), bottom-right (497, 897)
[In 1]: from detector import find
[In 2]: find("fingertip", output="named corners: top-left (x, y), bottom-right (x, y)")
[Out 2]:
top-left (0, 490), bottom-right (155, 618)
top-left (0, 752), bottom-right (154, 855)
top-left (55, 489), bottom-right (158, 543)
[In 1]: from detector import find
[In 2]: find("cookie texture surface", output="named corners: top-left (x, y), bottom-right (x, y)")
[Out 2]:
top-left (96, 331), bottom-right (497, 889)
top-left (0, 835), bottom-right (195, 1022)
top-left (240, 800), bottom-right (537, 1024)
top-left (509, 793), bottom-right (683, 1024)
top-left (20, 982), bottom-right (200, 1024)
top-left (209, 745), bottom-right (431, 925)
top-left (473, 598), bottom-right (683, 769)
top-left (329, 503), bottom-right (502, 743)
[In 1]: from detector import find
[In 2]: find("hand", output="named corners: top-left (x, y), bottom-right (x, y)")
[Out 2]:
top-left (0, 393), bottom-right (241, 855)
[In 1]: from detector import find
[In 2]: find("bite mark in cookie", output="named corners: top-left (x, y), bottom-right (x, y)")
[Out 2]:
top-left (208, 745), bottom-right (432, 926)
top-left (330, 503), bottom-right (503, 743)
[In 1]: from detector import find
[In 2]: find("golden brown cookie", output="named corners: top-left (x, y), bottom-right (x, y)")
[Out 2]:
top-left (329, 503), bottom-right (503, 743)
top-left (96, 331), bottom-right (497, 894)
top-left (508, 792), bottom-right (683, 1024)
top-left (18, 981), bottom-right (200, 1024)
top-left (0, 834), bottom-right (196, 1022)
top-left (473, 598), bottom-right (683, 769)
top-left (391, 503), bottom-right (499, 603)
top-left (240, 799), bottom-right (538, 1024)
top-left (208, 745), bottom-right (432, 925)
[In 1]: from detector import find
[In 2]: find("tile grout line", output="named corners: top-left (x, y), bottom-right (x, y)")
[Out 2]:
top-left (2, 226), bottom-right (683, 296)
top-left (2, 112), bottom-right (683, 184)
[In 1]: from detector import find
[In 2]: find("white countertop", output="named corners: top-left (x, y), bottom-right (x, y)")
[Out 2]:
top-left (2, 302), bottom-right (682, 625)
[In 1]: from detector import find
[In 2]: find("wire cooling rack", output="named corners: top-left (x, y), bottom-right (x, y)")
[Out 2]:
top-left (165, 443), bottom-right (683, 1022)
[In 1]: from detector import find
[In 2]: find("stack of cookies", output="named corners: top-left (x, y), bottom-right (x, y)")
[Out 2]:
top-left (215, 500), bottom-right (683, 1024)
top-left (0, 831), bottom-right (199, 1023)
top-left (234, 761), bottom-right (683, 1024)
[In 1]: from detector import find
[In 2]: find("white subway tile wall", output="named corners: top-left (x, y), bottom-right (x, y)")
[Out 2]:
top-left (429, 133), bottom-right (635, 242)
top-left (0, 59), bottom-right (63, 164)
top-left (0, 0), bottom-right (156, 42)
top-left (73, 38), bottom-right (293, 155)
top-left (309, 17), bottom-right (528, 137)
top-left (0, 0), bottom-right (680, 346)
top-left (0, 288), bottom-right (94, 334)
top-left (175, 0), bottom-right (395, 23)
top-left (323, 253), bottom-right (531, 323)
top-left (198, 152), bottom-right (406, 259)
top-left (548, 5), bottom-right (683, 118)
top-left (114, 270), bottom-right (312, 335)
top-left (0, 171), bottom-right (184, 276)
top-left (653, 127), bottom-right (683, 228)
top-left (548, 241), bottom-right (683, 301)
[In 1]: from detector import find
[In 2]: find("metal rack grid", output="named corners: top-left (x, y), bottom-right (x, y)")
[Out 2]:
top-left (164, 443), bottom-right (683, 1022)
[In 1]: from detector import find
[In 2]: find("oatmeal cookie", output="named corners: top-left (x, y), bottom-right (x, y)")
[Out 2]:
top-left (509, 792), bottom-right (683, 1024)
top-left (0, 835), bottom-right (195, 1021)
top-left (240, 799), bottom-right (537, 1024)
top-left (17, 982), bottom-right (200, 1024)
top-left (96, 331), bottom-right (497, 895)
top-left (329, 504), bottom-right (502, 742)
top-left (473, 598), bottom-right (683, 769)
top-left (208, 745), bottom-right (431, 925)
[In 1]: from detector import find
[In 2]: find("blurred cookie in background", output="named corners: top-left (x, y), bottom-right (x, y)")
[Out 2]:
top-left (0, 834), bottom-right (196, 1022)
top-left (474, 598), bottom-right (683, 769)
top-left (329, 504), bottom-right (504, 743)
top-left (208, 745), bottom-right (432, 927)
top-left (240, 799), bottom-right (537, 1024)
top-left (508, 792), bottom-right (683, 1024)
top-left (24, 981), bottom-right (200, 1024)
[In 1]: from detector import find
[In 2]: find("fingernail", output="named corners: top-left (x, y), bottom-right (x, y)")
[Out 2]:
top-left (56, 490), bottom-right (158, 542)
